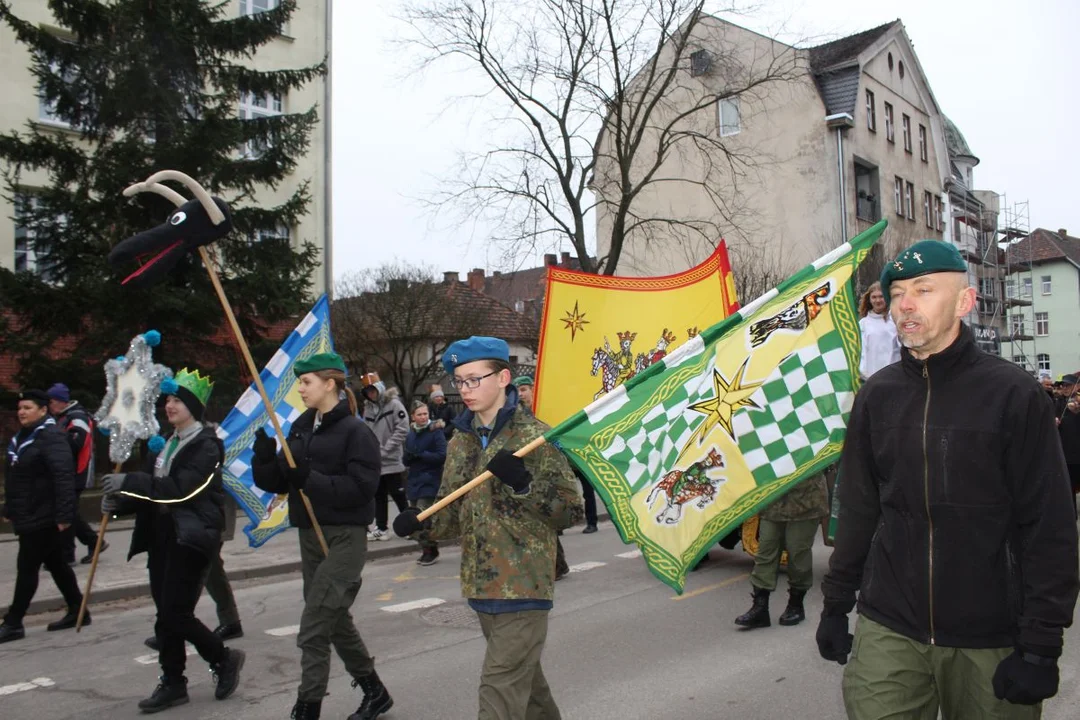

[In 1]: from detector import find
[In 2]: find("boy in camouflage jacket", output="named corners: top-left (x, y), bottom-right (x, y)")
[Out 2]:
top-left (394, 336), bottom-right (583, 719)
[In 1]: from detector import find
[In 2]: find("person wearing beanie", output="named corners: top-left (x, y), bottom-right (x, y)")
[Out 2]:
top-left (393, 336), bottom-right (583, 719)
top-left (46, 383), bottom-right (107, 566)
top-left (817, 240), bottom-right (1079, 716)
top-left (427, 383), bottom-right (456, 441)
top-left (0, 389), bottom-right (87, 643)
top-left (251, 352), bottom-right (393, 720)
top-left (99, 368), bottom-right (245, 712)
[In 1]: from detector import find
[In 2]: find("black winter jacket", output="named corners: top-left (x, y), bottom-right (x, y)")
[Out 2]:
top-left (404, 424), bottom-right (447, 499)
top-left (116, 425), bottom-right (226, 560)
top-left (251, 400), bottom-right (380, 528)
top-left (823, 325), bottom-right (1080, 656)
top-left (3, 418), bottom-right (76, 534)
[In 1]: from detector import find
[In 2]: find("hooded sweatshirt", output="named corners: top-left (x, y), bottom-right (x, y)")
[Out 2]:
top-left (362, 382), bottom-right (409, 474)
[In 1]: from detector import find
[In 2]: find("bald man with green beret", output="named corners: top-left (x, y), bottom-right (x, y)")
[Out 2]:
top-left (817, 240), bottom-right (1079, 719)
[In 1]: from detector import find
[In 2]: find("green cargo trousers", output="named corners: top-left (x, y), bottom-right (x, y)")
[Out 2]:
top-left (749, 517), bottom-right (818, 592)
top-left (843, 616), bottom-right (1042, 720)
top-left (410, 497), bottom-right (439, 551)
top-left (296, 526), bottom-right (376, 703)
top-left (477, 610), bottom-right (561, 720)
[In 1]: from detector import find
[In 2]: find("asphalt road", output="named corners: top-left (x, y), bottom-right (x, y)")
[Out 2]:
top-left (1, 529), bottom-right (1077, 719)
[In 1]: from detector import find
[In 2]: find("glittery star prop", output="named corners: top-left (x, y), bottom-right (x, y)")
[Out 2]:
top-left (681, 359), bottom-right (761, 457)
top-left (95, 331), bottom-right (173, 464)
top-left (561, 300), bottom-right (590, 341)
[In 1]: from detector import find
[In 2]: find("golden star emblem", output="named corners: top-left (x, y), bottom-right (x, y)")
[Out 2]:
top-left (561, 300), bottom-right (589, 341)
top-left (681, 359), bottom-right (761, 455)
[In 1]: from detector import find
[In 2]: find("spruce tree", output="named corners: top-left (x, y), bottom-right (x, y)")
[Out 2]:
top-left (0, 0), bottom-right (323, 409)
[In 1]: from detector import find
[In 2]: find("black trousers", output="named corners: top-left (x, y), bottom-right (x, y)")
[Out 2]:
top-left (63, 489), bottom-right (99, 562)
top-left (148, 524), bottom-right (225, 679)
top-left (4, 526), bottom-right (83, 626)
top-left (374, 471), bottom-right (408, 531)
top-left (579, 474), bottom-right (598, 526)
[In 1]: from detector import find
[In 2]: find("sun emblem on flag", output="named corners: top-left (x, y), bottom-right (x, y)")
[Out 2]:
top-left (681, 358), bottom-right (761, 457)
top-left (561, 300), bottom-right (590, 341)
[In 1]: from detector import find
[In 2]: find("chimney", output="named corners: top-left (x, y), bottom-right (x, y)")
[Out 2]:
top-left (560, 251), bottom-right (571, 266)
top-left (467, 268), bottom-right (486, 292)
top-left (443, 271), bottom-right (459, 284)
top-left (544, 253), bottom-right (557, 266)
top-left (493, 270), bottom-right (503, 279)
top-left (1060, 228), bottom-right (1069, 239)
top-left (524, 299), bottom-right (537, 317)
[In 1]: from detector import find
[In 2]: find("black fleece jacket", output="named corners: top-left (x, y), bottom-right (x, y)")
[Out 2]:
top-left (822, 324), bottom-right (1079, 656)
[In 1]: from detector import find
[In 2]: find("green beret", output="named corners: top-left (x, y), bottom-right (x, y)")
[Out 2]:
top-left (512, 375), bottom-right (534, 387)
top-left (880, 240), bottom-right (967, 300)
top-left (294, 351), bottom-right (346, 377)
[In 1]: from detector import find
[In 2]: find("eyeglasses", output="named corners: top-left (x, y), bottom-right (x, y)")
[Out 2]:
top-left (450, 371), bottom-right (498, 390)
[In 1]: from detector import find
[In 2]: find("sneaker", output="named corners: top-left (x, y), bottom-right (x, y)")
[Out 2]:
top-left (370, 529), bottom-right (390, 542)
top-left (80, 540), bottom-right (109, 564)
top-left (213, 622), bottom-right (244, 641)
top-left (0, 622), bottom-right (25, 644)
top-left (211, 647), bottom-right (245, 700)
top-left (582, 524), bottom-right (598, 534)
top-left (138, 677), bottom-right (189, 713)
top-left (366, 529), bottom-right (377, 540)
top-left (418, 548), bottom-right (439, 566)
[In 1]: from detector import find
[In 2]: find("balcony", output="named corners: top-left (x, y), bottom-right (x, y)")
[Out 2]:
top-left (1004, 296), bottom-right (1033, 308)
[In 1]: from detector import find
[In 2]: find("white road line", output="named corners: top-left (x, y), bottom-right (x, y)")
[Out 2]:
top-left (380, 598), bottom-right (445, 613)
top-left (569, 561), bottom-right (607, 573)
top-left (265, 625), bottom-right (301, 637)
top-left (135, 645), bottom-right (196, 665)
top-left (0, 677), bottom-right (54, 696)
top-left (616, 550), bottom-right (642, 559)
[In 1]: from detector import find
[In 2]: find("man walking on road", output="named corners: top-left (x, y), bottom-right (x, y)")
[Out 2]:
top-left (817, 241), bottom-right (1080, 719)
top-left (0, 389), bottom-right (88, 642)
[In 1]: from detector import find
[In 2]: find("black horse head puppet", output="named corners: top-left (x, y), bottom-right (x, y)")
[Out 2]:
top-left (109, 170), bottom-right (233, 287)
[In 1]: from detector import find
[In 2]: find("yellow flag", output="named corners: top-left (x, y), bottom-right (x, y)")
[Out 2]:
top-left (534, 243), bottom-right (738, 426)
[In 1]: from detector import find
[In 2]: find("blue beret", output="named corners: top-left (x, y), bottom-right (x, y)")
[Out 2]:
top-left (880, 240), bottom-right (967, 300)
top-left (442, 336), bottom-right (510, 374)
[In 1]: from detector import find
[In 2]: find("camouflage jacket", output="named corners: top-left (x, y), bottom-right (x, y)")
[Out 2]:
top-left (760, 472), bottom-right (829, 522)
top-left (429, 390), bottom-right (584, 602)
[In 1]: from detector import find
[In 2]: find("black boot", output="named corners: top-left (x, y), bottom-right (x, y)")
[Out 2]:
top-left (211, 647), bottom-right (246, 700)
top-left (137, 676), bottom-right (189, 713)
top-left (47, 608), bottom-right (86, 631)
top-left (290, 699), bottom-right (322, 719)
top-left (348, 671), bottom-right (394, 720)
top-left (734, 587), bottom-right (771, 629)
top-left (778, 589), bottom-right (807, 626)
top-left (213, 622), bottom-right (244, 641)
top-left (145, 635), bottom-right (159, 651)
top-left (0, 622), bottom-right (25, 644)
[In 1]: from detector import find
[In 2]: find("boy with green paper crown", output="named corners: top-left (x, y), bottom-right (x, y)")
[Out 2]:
top-left (394, 336), bottom-right (583, 720)
top-left (100, 368), bottom-right (245, 714)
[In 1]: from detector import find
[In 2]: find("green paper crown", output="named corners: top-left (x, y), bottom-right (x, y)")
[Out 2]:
top-left (175, 368), bottom-right (214, 407)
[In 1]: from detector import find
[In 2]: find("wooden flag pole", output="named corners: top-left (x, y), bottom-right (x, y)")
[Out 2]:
top-left (417, 435), bottom-right (548, 521)
top-left (76, 462), bottom-right (120, 632)
top-left (197, 247), bottom-right (329, 557)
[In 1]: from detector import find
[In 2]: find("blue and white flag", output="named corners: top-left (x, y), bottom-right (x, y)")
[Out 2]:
top-left (217, 295), bottom-right (334, 547)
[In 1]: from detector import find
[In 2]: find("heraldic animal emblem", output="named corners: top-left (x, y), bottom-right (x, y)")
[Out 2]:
top-left (645, 447), bottom-right (725, 525)
top-left (748, 282), bottom-right (832, 348)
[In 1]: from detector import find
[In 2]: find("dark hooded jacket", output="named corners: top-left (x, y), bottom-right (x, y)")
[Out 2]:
top-left (116, 424), bottom-right (226, 560)
top-left (404, 422), bottom-right (447, 499)
top-left (252, 399), bottom-right (381, 528)
top-left (3, 417), bottom-right (76, 534)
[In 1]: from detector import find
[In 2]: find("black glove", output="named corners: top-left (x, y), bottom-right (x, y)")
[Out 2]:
top-left (486, 449), bottom-right (531, 494)
top-left (993, 650), bottom-right (1059, 705)
top-left (816, 612), bottom-right (853, 665)
top-left (286, 457), bottom-right (310, 490)
top-left (252, 428), bottom-right (277, 463)
top-left (393, 507), bottom-right (431, 538)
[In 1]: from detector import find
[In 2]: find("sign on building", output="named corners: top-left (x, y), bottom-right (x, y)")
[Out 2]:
top-left (972, 324), bottom-right (1001, 355)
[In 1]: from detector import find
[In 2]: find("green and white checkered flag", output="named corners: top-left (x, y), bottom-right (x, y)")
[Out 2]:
top-left (542, 221), bottom-right (886, 592)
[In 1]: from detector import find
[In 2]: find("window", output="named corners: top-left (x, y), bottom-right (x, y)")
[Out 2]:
top-left (250, 224), bottom-right (291, 244)
top-left (978, 276), bottom-right (996, 297)
top-left (1010, 314), bottom-right (1026, 336)
top-left (902, 114), bottom-right (912, 152)
top-left (1036, 312), bottom-right (1049, 336)
top-left (884, 103), bottom-right (894, 143)
top-left (38, 58), bottom-right (76, 128)
top-left (13, 193), bottom-right (62, 281)
top-left (240, 0), bottom-right (279, 15)
top-left (919, 124), bottom-right (928, 162)
top-left (898, 61), bottom-right (905, 79)
top-left (904, 181), bottom-right (914, 220)
top-left (924, 191), bottom-right (933, 227)
top-left (894, 177), bottom-right (904, 217)
top-left (1041, 275), bottom-right (1052, 295)
top-left (239, 91), bottom-right (283, 157)
top-left (854, 161), bottom-right (880, 221)
top-left (866, 90), bottom-right (876, 132)
top-left (1021, 276), bottom-right (1032, 298)
top-left (718, 97), bottom-right (740, 137)
top-left (1038, 354), bottom-right (1051, 372)
top-left (1012, 355), bottom-right (1023, 365)
top-left (934, 195), bottom-right (944, 232)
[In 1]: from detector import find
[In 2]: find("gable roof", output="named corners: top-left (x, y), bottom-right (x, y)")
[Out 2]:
top-left (1004, 228), bottom-right (1080, 268)
top-left (446, 282), bottom-right (539, 342)
top-left (807, 21), bottom-right (899, 117)
top-left (808, 22), bottom-right (898, 72)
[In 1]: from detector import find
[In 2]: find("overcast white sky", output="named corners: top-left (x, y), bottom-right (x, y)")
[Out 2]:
top-left (331, 0), bottom-right (1079, 282)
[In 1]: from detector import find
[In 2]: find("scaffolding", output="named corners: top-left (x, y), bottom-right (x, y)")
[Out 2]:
top-left (999, 198), bottom-right (1038, 374)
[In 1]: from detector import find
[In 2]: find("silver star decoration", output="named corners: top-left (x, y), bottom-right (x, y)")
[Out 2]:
top-left (96, 333), bottom-right (173, 464)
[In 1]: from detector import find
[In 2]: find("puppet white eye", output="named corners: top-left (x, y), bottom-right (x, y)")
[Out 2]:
top-left (170, 211), bottom-right (187, 226)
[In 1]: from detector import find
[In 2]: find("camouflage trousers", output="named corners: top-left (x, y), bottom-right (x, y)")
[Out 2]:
top-left (844, 616), bottom-right (1041, 720)
top-left (749, 518), bottom-right (818, 592)
top-left (409, 497), bottom-right (438, 551)
top-left (296, 526), bottom-right (376, 702)
top-left (477, 609), bottom-right (560, 720)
